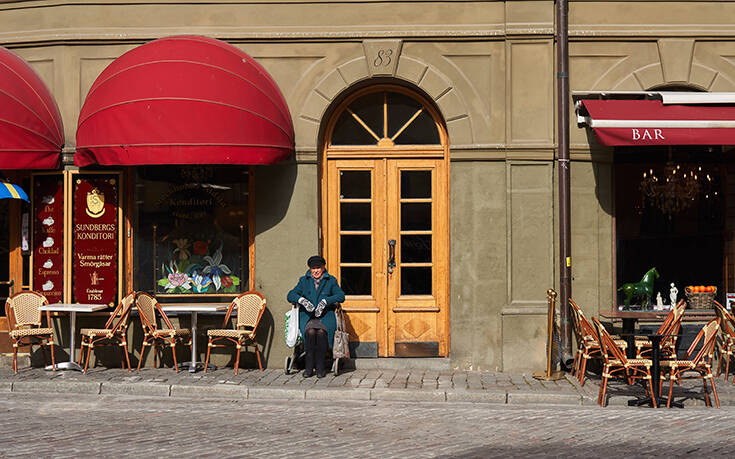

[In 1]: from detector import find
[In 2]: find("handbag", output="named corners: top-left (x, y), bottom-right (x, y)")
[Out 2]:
top-left (332, 306), bottom-right (350, 359)
top-left (284, 307), bottom-right (300, 348)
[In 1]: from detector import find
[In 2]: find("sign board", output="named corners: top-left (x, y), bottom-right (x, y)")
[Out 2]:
top-left (72, 174), bottom-right (119, 307)
top-left (727, 293), bottom-right (735, 310)
top-left (32, 175), bottom-right (64, 303)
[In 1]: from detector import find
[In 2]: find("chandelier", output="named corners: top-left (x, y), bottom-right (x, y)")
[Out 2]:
top-left (640, 161), bottom-right (715, 217)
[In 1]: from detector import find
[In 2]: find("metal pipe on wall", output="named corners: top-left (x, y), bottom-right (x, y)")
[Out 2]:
top-left (556, 0), bottom-right (573, 364)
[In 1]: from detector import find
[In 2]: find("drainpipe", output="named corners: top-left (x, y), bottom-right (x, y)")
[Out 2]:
top-left (556, 0), bottom-right (573, 366)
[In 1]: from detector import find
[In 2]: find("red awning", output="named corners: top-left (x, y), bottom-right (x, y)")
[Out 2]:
top-left (576, 93), bottom-right (735, 146)
top-left (0, 47), bottom-right (64, 169)
top-left (75, 35), bottom-right (294, 167)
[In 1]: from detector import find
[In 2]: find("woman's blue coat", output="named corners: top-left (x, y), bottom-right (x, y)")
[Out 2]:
top-left (286, 270), bottom-right (345, 347)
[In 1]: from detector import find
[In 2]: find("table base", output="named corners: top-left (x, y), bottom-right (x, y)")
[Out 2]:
top-left (177, 361), bottom-right (217, 373)
top-left (44, 361), bottom-right (83, 372)
top-left (628, 396), bottom-right (683, 408)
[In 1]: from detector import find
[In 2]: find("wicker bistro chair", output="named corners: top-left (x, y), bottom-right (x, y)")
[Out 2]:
top-left (569, 299), bottom-right (628, 386)
top-left (592, 317), bottom-right (658, 407)
top-left (662, 318), bottom-right (721, 408)
top-left (204, 291), bottom-right (266, 374)
top-left (78, 292), bottom-right (136, 373)
top-left (4, 291), bottom-right (56, 373)
top-left (713, 301), bottom-right (735, 381)
top-left (634, 300), bottom-right (686, 359)
top-left (135, 293), bottom-right (192, 372)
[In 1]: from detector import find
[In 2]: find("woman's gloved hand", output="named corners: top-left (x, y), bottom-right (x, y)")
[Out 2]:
top-left (315, 299), bottom-right (327, 317)
top-left (298, 296), bottom-right (315, 312)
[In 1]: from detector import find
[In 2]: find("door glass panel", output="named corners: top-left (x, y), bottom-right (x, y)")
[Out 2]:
top-left (401, 171), bottom-right (431, 199)
top-left (340, 171), bottom-right (371, 198)
top-left (340, 235), bottom-right (371, 263)
top-left (341, 267), bottom-right (372, 295)
top-left (340, 203), bottom-right (371, 230)
top-left (401, 267), bottom-right (432, 295)
top-left (401, 235), bottom-right (432, 263)
top-left (401, 203), bottom-right (432, 230)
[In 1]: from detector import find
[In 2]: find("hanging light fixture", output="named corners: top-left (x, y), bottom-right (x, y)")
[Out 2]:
top-left (640, 149), bottom-right (716, 217)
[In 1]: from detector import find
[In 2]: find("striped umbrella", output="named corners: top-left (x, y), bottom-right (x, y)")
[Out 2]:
top-left (0, 177), bottom-right (29, 201)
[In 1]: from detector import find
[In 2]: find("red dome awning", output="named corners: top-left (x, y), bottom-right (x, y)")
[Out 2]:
top-left (0, 47), bottom-right (64, 169)
top-left (75, 35), bottom-right (294, 167)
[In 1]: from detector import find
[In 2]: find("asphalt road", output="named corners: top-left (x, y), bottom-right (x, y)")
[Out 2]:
top-left (1, 393), bottom-right (732, 458)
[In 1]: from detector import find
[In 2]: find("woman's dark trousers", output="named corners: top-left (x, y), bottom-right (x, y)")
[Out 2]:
top-left (304, 328), bottom-right (328, 375)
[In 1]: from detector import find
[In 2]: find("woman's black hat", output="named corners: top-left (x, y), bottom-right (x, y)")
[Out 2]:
top-left (307, 255), bottom-right (326, 268)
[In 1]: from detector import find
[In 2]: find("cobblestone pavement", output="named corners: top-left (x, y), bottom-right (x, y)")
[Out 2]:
top-left (1, 392), bottom-right (734, 458)
top-left (2, 364), bottom-right (735, 407)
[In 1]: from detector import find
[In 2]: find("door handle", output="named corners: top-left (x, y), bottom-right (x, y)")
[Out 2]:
top-left (387, 239), bottom-right (396, 274)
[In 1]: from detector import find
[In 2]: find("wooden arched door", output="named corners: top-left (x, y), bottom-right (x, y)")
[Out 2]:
top-left (321, 86), bottom-right (450, 357)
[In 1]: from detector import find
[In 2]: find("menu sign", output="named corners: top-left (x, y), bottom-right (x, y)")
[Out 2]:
top-left (32, 175), bottom-right (64, 303)
top-left (72, 175), bottom-right (119, 307)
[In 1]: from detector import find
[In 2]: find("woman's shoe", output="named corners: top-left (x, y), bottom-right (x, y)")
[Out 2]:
top-left (303, 369), bottom-right (314, 378)
top-left (316, 370), bottom-right (326, 378)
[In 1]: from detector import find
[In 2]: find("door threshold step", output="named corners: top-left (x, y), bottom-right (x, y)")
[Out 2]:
top-left (344, 357), bottom-right (450, 371)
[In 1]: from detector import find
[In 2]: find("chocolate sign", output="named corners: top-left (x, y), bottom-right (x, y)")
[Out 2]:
top-left (72, 175), bottom-right (119, 306)
top-left (32, 175), bottom-right (64, 302)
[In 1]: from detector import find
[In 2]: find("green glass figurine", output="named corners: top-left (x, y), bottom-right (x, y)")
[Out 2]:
top-left (618, 267), bottom-right (660, 310)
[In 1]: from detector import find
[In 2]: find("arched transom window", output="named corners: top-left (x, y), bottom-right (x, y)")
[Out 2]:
top-left (327, 88), bottom-right (443, 148)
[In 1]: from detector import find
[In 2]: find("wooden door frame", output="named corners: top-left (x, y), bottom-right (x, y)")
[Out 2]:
top-left (319, 84), bottom-right (451, 356)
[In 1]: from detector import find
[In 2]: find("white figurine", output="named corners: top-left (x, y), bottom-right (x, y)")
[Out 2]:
top-left (670, 283), bottom-right (678, 307)
top-left (656, 292), bottom-right (664, 311)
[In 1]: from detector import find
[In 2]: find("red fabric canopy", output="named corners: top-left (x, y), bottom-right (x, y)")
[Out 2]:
top-left (577, 99), bottom-right (735, 146)
top-left (0, 47), bottom-right (64, 169)
top-left (75, 35), bottom-right (294, 166)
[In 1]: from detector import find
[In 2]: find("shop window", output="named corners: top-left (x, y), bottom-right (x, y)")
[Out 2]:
top-left (133, 166), bottom-right (251, 297)
top-left (615, 145), bottom-right (729, 305)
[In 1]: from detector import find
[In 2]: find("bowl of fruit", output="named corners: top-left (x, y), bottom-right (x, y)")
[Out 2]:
top-left (684, 285), bottom-right (717, 309)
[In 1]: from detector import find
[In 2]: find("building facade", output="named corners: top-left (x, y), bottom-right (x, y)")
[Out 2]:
top-left (2, 0), bottom-right (734, 371)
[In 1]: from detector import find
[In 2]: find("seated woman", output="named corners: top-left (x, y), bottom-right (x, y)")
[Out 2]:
top-left (287, 255), bottom-right (345, 378)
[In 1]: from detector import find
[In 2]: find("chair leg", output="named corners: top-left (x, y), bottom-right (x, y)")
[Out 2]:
top-left (709, 374), bottom-right (721, 408)
top-left (12, 342), bottom-right (18, 374)
top-left (667, 372), bottom-right (676, 408)
top-left (137, 341), bottom-right (149, 371)
top-left (234, 344), bottom-right (242, 375)
top-left (571, 350), bottom-right (580, 377)
top-left (121, 341), bottom-right (131, 371)
top-left (204, 339), bottom-right (213, 374)
top-left (254, 340), bottom-right (263, 371)
top-left (599, 375), bottom-right (609, 407)
top-left (78, 340), bottom-right (86, 365)
top-left (726, 351), bottom-right (732, 382)
top-left (171, 342), bottom-right (179, 372)
top-left (83, 343), bottom-right (93, 373)
top-left (703, 377), bottom-right (711, 407)
top-left (646, 377), bottom-right (657, 408)
top-left (49, 337), bottom-right (55, 371)
top-left (578, 355), bottom-right (588, 386)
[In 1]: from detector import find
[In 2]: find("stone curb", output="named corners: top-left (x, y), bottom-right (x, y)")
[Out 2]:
top-left (370, 389), bottom-right (446, 402)
top-left (103, 382), bottom-right (171, 397)
top-left (306, 388), bottom-right (371, 401)
top-left (507, 391), bottom-right (582, 405)
top-left (249, 387), bottom-right (306, 400)
top-left (446, 390), bottom-right (507, 404)
top-left (13, 380), bottom-right (101, 395)
top-left (171, 384), bottom-right (248, 399)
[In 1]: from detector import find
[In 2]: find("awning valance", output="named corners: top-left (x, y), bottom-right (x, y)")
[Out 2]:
top-left (0, 47), bottom-right (65, 170)
top-left (75, 35), bottom-right (294, 167)
top-left (575, 92), bottom-right (735, 146)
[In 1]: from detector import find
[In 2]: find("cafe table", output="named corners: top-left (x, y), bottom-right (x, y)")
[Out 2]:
top-left (38, 303), bottom-right (108, 371)
top-left (160, 303), bottom-right (229, 373)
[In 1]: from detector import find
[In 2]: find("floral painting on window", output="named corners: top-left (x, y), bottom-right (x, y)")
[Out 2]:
top-left (157, 237), bottom-right (241, 294)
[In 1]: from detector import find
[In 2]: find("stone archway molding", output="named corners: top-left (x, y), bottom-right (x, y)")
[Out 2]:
top-left (295, 39), bottom-right (473, 155)
top-left (609, 39), bottom-right (735, 92)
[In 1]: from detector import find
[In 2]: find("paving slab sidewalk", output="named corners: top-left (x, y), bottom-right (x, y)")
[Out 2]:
top-left (3, 366), bottom-right (735, 408)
